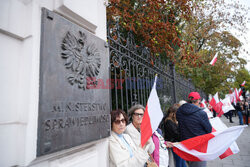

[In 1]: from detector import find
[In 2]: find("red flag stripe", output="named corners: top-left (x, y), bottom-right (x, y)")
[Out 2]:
top-left (140, 105), bottom-right (152, 147)
top-left (209, 98), bottom-right (216, 108)
top-left (214, 102), bottom-right (223, 115)
top-left (211, 117), bottom-right (240, 160)
top-left (219, 148), bottom-right (234, 159)
top-left (217, 111), bottom-right (224, 117)
top-left (173, 147), bottom-right (201, 161)
top-left (241, 81), bottom-right (246, 86)
top-left (211, 57), bottom-right (217, 65)
top-left (173, 125), bottom-right (246, 161)
top-left (210, 53), bottom-right (218, 66)
top-left (239, 90), bottom-right (243, 97)
top-left (180, 133), bottom-right (215, 153)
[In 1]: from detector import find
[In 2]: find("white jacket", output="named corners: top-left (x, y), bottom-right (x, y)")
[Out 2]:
top-left (125, 123), bottom-right (155, 154)
top-left (109, 131), bottom-right (149, 167)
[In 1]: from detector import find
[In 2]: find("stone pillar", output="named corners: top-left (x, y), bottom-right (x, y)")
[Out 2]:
top-left (0, 0), bottom-right (109, 167)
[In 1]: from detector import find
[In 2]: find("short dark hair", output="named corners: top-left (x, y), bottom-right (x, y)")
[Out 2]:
top-left (110, 109), bottom-right (128, 129)
top-left (128, 104), bottom-right (145, 120)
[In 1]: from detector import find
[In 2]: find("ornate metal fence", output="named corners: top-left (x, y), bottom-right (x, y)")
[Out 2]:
top-left (107, 22), bottom-right (207, 113)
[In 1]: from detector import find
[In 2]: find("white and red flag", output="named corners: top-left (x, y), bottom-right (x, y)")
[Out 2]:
top-left (209, 92), bottom-right (219, 108)
top-left (209, 53), bottom-right (218, 66)
top-left (217, 97), bottom-right (235, 117)
top-left (238, 88), bottom-right (243, 97)
top-left (214, 101), bottom-right (223, 114)
top-left (200, 99), bottom-right (213, 118)
top-left (141, 75), bottom-right (163, 147)
top-left (210, 117), bottom-right (241, 159)
top-left (225, 93), bottom-right (234, 103)
top-left (241, 81), bottom-right (246, 86)
top-left (231, 88), bottom-right (240, 105)
top-left (200, 99), bottom-right (207, 108)
top-left (173, 124), bottom-right (246, 161)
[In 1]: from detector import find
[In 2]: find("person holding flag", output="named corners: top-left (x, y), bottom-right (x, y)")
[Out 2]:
top-left (235, 101), bottom-right (244, 125)
top-left (109, 109), bottom-right (149, 167)
top-left (176, 92), bottom-right (212, 167)
top-left (125, 104), bottom-right (155, 155)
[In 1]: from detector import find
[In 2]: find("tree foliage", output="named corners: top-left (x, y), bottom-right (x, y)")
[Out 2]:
top-left (107, 0), bottom-right (194, 61)
top-left (234, 68), bottom-right (250, 92)
top-left (174, 0), bottom-right (248, 95)
top-left (106, 0), bottom-right (249, 95)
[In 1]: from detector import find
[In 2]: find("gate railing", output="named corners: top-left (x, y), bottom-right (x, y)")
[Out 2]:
top-left (107, 21), bottom-right (207, 113)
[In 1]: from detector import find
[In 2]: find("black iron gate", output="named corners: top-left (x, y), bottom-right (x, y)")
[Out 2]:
top-left (107, 22), bottom-right (207, 113)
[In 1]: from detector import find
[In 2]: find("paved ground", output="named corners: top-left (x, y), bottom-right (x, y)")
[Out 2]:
top-left (207, 115), bottom-right (250, 167)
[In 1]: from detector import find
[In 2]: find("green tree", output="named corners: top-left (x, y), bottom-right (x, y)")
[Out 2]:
top-left (107, 0), bottom-right (249, 96)
top-left (175, 0), bottom-right (248, 95)
top-left (234, 68), bottom-right (250, 92)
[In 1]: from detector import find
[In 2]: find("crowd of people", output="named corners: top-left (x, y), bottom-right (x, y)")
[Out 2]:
top-left (212, 98), bottom-right (249, 125)
top-left (109, 92), bottom-right (249, 167)
top-left (234, 100), bottom-right (249, 125)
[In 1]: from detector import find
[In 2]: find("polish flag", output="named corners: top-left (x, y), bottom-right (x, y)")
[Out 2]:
top-left (200, 99), bottom-right (207, 108)
top-left (200, 99), bottom-right (213, 118)
top-left (231, 90), bottom-right (236, 105)
top-left (214, 101), bottom-right (223, 115)
top-left (232, 88), bottom-right (240, 104)
top-left (225, 93), bottom-right (234, 103)
top-left (217, 97), bottom-right (235, 117)
top-left (238, 88), bottom-right (243, 97)
top-left (209, 92), bottom-right (219, 108)
top-left (241, 81), bottom-right (246, 86)
top-left (210, 117), bottom-right (240, 159)
top-left (209, 53), bottom-right (218, 66)
top-left (173, 124), bottom-right (246, 161)
top-left (141, 75), bottom-right (163, 147)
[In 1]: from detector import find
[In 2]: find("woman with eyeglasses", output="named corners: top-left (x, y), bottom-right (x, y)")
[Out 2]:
top-left (109, 109), bottom-right (149, 167)
top-left (125, 104), bottom-right (155, 155)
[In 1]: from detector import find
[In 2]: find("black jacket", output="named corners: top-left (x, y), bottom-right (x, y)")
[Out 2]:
top-left (163, 119), bottom-right (180, 142)
top-left (176, 103), bottom-right (212, 141)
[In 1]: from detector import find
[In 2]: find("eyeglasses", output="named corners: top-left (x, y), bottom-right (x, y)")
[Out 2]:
top-left (133, 113), bottom-right (144, 117)
top-left (114, 118), bottom-right (126, 124)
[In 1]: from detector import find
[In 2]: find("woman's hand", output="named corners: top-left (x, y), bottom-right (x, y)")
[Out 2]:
top-left (164, 141), bottom-right (174, 148)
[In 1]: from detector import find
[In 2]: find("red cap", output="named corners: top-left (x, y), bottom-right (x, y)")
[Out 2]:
top-left (188, 92), bottom-right (201, 100)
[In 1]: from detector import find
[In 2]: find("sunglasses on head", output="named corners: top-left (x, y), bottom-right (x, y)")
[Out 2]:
top-left (133, 113), bottom-right (144, 117)
top-left (114, 118), bottom-right (126, 124)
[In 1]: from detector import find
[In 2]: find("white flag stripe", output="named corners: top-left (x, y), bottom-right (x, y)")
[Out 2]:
top-left (230, 142), bottom-right (240, 154)
top-left (221, 97), bottom-right (234, 114)
top-left (204, 107), bottom-right (213, 118)
top-left (148, 76), bottom-right (163, 134)
top-left (210, 117), bottom-right (227, 130)
top-left (210, 118), bottom-right (240, 157)
top-left (206, 126), bottom-right (243, 155)
top-left (214, 92), bottom-right (220, 104)
top-left (201, 99), bottom-right (207, 108)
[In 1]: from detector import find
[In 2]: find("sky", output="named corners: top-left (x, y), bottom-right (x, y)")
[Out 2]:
top-left (231, 0), bottom-right (250, 71)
